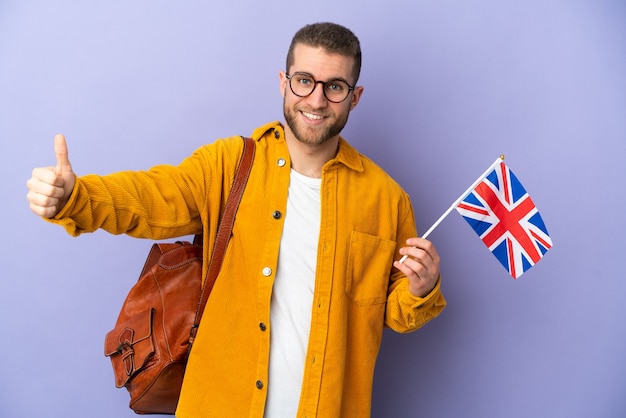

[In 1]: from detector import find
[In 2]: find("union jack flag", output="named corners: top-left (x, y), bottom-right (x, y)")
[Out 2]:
top-left (455, 161), bottom-right (552, 279)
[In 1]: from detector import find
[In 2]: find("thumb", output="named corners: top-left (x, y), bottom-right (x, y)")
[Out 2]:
top-left (54, 134), bottom-right (72, 176)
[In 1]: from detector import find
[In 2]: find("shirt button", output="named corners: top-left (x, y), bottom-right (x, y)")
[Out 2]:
top-left (259, 322), bottom-right (267, 331)
top-left (272, 210), bottom-right (282, 219)
top-left (274, 130), bottom-right (280, 139)
top-left (262, 267), bottom-right (272, 277)
top-left (256, 380), bottom-right (264, 389)
top-left (277, 158), bottom-right (286, 167)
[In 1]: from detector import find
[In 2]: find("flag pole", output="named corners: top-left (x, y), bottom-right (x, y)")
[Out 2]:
top-left (399, 155), bottom-right (505, 263)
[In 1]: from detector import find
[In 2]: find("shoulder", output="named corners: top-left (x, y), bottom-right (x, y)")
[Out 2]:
top-left (360, 153), bottom-right (408, 196)
top-left (339, 138), bottom-right (407, 195)
top-left (193, 121), bottom-right (283, 160)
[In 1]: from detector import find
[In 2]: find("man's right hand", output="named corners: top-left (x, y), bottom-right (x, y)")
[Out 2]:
top-left (26, 134), bottom-right (76, 218)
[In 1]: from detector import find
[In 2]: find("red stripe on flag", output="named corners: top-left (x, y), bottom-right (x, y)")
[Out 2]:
top-left (507, 238), bottom-right (517, 278)
top-left (530, 229), bottom-right (552, 250)
top-left (501, 163), bottom-right (511, 205)
top-left (457, 202), bottom-right (490, 216)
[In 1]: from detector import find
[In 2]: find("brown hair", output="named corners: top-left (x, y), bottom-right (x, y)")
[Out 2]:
top-left (286, 22), bottom-right (362, 84)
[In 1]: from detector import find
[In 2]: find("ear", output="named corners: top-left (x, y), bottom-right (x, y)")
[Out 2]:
top-left (279, 71), bottom-right (288, 98)
top-left (349, 85), bottom-right (364, 111)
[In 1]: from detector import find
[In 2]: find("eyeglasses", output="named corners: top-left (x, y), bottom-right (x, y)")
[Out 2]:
top-left (285, 72), bottom-right (355, 103)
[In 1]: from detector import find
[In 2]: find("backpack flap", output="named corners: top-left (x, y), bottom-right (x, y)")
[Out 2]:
top-left (104, 308), bottom-right (155, 388)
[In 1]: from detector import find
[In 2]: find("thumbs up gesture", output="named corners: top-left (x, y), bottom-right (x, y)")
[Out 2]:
top-left (26, 134), bottom-right (76, 218)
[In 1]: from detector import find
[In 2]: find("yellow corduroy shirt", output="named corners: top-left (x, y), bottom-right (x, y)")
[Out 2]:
top-left (51, 121), bottom-right (446, 417)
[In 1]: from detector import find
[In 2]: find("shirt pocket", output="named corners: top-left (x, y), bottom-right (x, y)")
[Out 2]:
top-left (345, 231), bottom-right (397, 306)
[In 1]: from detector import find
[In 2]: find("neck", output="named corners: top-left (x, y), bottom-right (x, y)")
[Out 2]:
top-left (284, 128), bottom-right (339, 178)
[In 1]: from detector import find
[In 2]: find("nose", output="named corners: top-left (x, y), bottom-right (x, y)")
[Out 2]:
top-left (307, 81), bottom-right (329, 107)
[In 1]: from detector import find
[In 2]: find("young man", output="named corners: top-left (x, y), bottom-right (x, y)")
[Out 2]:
top-left (27, 22), bottom-right (445, 417)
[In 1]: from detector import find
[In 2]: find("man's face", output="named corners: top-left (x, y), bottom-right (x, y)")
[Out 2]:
top-left (280, 44), bottom-right (363, 146)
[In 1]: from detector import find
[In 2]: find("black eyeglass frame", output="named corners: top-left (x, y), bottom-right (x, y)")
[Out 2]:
top-left (285, 72), bottom-right (355, 103)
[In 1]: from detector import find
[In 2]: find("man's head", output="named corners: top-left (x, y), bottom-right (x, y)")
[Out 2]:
top-left (281, 23), bottom-right (364, 148)
top-left (286, 22), bottom-right (362, 85)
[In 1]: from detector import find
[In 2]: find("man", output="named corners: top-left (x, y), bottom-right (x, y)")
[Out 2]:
top-left (27, 22), bottom-right (445, 417)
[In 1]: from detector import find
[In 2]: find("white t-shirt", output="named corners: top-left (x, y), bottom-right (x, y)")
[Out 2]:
top-left (264, 169), bottom-right (321, 417)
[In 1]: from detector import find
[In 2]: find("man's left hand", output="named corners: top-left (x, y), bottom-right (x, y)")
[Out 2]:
top-left (393, 237), bottom-right (440, 298)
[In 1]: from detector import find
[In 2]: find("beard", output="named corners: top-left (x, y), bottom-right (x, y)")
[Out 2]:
top-left (283, 99), bottom-right (350, 145)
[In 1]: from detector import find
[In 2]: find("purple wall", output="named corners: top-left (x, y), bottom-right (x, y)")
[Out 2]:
top-left (2, 1), bottom-right (625, 417)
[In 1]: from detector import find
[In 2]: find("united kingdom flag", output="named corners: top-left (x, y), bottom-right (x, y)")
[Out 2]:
top-left (455, 161), bottom-right (552, 279)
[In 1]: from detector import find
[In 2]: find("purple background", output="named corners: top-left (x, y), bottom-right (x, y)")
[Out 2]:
top-left (2, 1), bottom-right (625, 417)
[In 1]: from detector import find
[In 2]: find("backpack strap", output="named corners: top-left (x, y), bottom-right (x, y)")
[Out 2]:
top-left (189, 136), bottom-right (256, 347)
